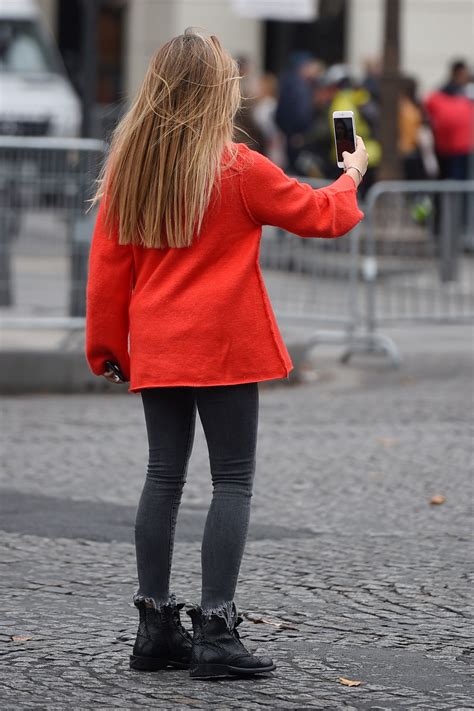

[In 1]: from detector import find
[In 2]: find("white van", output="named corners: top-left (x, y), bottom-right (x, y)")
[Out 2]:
top-left (0, 0), bottom-right (81, 137)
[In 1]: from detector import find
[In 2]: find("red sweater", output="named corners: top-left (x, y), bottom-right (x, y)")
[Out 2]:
top-left (85, 143), bottom-right (364, 392)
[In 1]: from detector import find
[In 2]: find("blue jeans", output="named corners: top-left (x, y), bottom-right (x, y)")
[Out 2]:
top-left (133, 382), bottom-right (259, 616)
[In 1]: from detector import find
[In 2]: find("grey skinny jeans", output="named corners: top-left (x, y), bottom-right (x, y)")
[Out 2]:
top-left (133, 382), bottom-right (259, 618)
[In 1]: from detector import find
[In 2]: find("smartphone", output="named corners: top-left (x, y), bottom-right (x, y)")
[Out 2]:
top-left (105, 359), bottom-right (126, 382)
top-left (333, 111), bottom-right (357, 168)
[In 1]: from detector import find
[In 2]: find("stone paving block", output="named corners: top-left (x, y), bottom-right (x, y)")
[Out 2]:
top-left (0, 347), bottom-right (473, 708)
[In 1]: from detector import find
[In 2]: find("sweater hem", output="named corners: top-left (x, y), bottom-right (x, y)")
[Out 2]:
top-left (127, 365), bottom-right (294, 393)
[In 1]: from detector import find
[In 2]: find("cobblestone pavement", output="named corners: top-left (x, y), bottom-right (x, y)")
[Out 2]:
top-left (1, 341), bottom-right (473, 709)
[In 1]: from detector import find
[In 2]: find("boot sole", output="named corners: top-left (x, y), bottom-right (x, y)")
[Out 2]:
top-left (129, 654), bottom-right (190, 671)
top-left (189, 662), bottom-right (276, 679)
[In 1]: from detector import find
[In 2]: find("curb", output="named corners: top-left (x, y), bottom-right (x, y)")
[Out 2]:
top-left (0, 348), bottom-right (306, 394)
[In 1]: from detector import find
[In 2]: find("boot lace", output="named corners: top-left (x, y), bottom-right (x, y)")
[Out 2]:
top-left (172, 602), bottom-right (192, 639)
top-left (231, 615), bottom-right (248, 650)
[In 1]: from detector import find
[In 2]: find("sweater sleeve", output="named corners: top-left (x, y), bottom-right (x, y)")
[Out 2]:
top-left (239, 147), bottom-right (364, 238)
top-left (85, 198), bottom-right (134, 380)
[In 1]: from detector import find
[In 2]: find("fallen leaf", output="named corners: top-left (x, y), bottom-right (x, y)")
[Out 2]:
top-left (400, 376), bottom-right (416, 385)
top-left (11, 635), bottom-right (32, 642)
top-left (263, 619), bottom-right (298, 630)
top-left (430, 494), bottom-right (446, 505)
top-left (338, 676), bottom-right (362, 686)
top-left (242, 613), bottom-right (298, 630)
top-left (377, 437), bottom-right (398, 448)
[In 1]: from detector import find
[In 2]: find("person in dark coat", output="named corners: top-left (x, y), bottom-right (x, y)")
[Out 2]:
top-left (275, 52), bottom-right (321, 172)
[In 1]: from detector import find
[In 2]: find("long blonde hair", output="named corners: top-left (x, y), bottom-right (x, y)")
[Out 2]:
top-left (91, 29), bottom-right (242, 248)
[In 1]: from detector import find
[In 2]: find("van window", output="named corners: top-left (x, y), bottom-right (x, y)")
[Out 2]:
top-left (0, 20), bottom-right (60, 74)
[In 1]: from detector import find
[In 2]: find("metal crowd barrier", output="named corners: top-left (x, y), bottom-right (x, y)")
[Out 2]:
top-left (1, 138), bottom-right (472, 370)
top-left (0, 136), bottom-right (104, 334)
top-left (342, 180), bottom-right (474, 366)
top-left (260, 178), bottom-right (474, 367)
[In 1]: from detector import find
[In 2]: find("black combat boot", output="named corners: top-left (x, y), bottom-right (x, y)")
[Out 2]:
top-left (129, 597), bottom-right (193, 671)
top-left (186, 601), bottom-right (276, 679)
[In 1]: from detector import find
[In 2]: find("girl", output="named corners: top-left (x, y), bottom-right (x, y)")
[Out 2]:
top-left (85, 29), bottom-right (367, 680)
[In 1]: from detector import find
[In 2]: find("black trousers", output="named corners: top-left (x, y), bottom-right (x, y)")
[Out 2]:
top-left (133, 382), bottom-right (259, 612)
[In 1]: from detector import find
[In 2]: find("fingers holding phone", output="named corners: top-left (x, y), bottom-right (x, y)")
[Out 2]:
top-left (342, 135), bottom-right (369, 175)
top-left (103, 360), bottom-right (127, 384)
top-left (103, 368), bottom-right (121, 384)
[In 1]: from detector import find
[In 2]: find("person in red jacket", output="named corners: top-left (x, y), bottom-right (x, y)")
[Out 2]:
top-left (85, 29), bottom-right (367, 680)
top-left (424, 60), bottom-right (474, 180)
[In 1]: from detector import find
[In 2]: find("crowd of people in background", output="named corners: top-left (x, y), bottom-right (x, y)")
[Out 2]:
top-left (236, 55), bottom-right (474, 191)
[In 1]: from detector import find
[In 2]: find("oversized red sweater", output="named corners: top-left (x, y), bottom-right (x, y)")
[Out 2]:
top-left (85, 143), bottom-right (364, 392)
